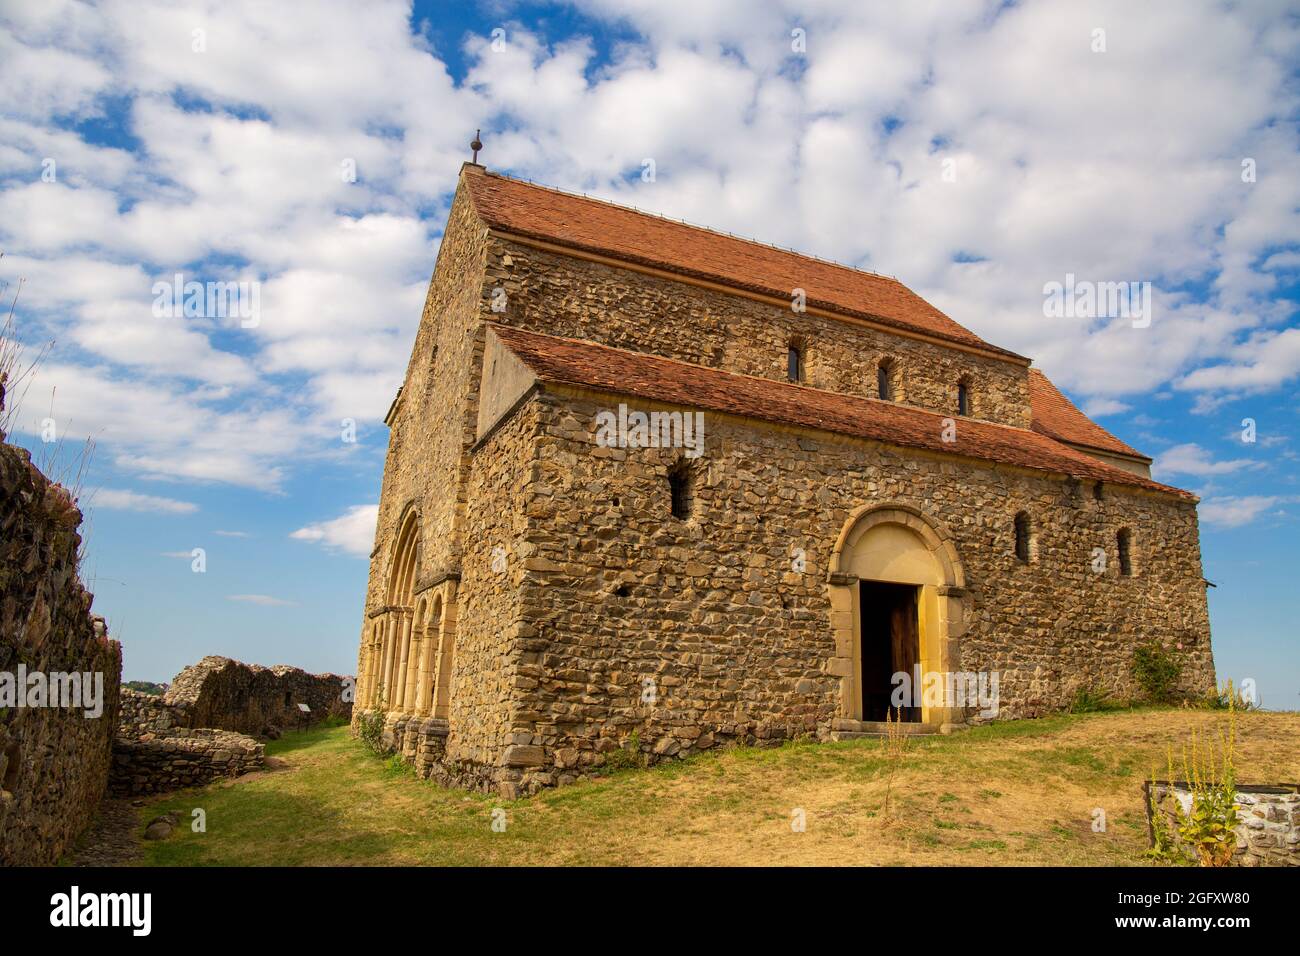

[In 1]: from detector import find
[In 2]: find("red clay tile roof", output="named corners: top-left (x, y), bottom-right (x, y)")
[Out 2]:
top-left (463, 165), bottom-right (1024, 361)
top-left (488, 323), bottom-right (1191, 500)
top-left (1028, 369), bottom-right (1148, 462)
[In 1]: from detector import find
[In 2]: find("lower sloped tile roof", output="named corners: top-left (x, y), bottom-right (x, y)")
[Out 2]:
top-left (1027, 369), bottom-right (1149, 462)
top-left (488, 323), bottom-right (1192, 500)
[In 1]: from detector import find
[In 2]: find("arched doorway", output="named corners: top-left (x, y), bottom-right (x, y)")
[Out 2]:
top-left (827, 503), bottom-right (968, 730)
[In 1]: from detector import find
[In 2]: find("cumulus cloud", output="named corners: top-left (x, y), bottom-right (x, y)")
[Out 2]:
top-left (1, 0), bottom-right (1297, 505)
top-left (290, 504), bottom-right (378, 557)
top-left (92, 488), bottom-right (198, 513)
top-left (1152, 443), bottom-right (1261, 479)
top-left (1198, 495), bottom-right (1282, 529)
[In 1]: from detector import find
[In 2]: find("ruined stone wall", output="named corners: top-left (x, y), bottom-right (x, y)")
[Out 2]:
top-left (0, 443), bottom-right (122, 865)
top-left (109, 727), bottom-right (264, 797)
top-left (443, 389), bottom-right (1212, 794)
top-left (484, 238), bottom-right (1031, 429)
top-left (117, 686), bottom-right (183, 736)
top-left (163, 656), bottom-right (350, 736)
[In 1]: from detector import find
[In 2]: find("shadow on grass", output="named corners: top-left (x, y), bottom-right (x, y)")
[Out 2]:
top-left (141, 787), bottom-right (397, 867)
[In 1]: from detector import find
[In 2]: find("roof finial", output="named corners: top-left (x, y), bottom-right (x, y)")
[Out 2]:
top-left (470, 129), bottom-right (483, 165)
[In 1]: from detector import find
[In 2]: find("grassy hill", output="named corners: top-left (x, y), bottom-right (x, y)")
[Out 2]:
top-left (137, 708), bottom-right (1299, 866)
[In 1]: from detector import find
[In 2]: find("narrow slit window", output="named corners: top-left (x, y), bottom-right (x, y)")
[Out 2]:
top-left (669, 465), bottom-right (693, 520)
top-left (787, 344), bottom-right (803, 383)
top-left (957, 381), bottom-right (970, 416)
top-left (1014, 511), bottom-right (1032, 563)
top-left (877, 360), bottom-right (894, 400)
top-left (1117, 528), bottom-right (1132, 576)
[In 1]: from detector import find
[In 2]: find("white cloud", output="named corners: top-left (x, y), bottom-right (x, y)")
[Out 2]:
top-left (93, 488), bottom-right (198, 513)
top-left (1, 0), bottom-right (1298, 503)
top-left (1199, 495), bottom-right (1281, 529)
top-left (1152, 443), bottom-right (1260, 479)
top-left (290, 504), bottom-right (378, 557)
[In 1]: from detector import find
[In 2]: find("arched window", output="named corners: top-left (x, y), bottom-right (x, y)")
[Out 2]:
top-left (1014, 511), bottom-right (1032, 563)
top-left (877, 358), bottom-right (895, 400)
top-left (380, 509), bottom-right (420, 713)
top-left (1117, 528), bottom-right (1133, 576)
top-left (669, 462), bottom-right (693, 520)
top-left (787, 342), bottom-right (804, 383)
top-left (957, 379), bottom-right (971, 416)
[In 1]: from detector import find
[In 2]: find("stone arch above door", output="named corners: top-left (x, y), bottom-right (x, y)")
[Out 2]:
top-left (829, 502), bottom-right (965, 589)
top-left (826, 502), bottom-right (969, 732)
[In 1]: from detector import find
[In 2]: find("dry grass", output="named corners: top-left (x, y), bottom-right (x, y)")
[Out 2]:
top-left (138, 708), bottom-right (1300, 867)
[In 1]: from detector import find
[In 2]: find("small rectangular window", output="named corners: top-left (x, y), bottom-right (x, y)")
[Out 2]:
top-left (957, 383), bottom-right (969, 416)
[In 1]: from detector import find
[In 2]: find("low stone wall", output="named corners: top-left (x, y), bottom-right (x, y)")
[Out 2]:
top-left (164, 655), bottom-right (351, 736)
top-left (0, 441), bottom-right (123, 866)
top-left (109, 728), bottom-right (264, 797)
top-left (1148, 781), bottom-right (1300, 867)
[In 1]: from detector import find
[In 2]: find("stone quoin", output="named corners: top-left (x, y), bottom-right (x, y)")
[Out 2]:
top-left (352, 161), bottom-right (1215, 799)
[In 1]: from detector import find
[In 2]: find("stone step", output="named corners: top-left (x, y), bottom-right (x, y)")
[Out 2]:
top-left (831, 721), bottom-right (939, 740)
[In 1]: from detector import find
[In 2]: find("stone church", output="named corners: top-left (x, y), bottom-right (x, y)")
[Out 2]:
top-left (354, 161), bottom-right (1215, 797)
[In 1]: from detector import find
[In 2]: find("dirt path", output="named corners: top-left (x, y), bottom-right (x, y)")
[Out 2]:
top-left (65, 798), bottom-right (146, 867)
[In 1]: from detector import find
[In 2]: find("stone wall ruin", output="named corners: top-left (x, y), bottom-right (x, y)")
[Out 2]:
top-left (0, 440), bottom-right (122, 866)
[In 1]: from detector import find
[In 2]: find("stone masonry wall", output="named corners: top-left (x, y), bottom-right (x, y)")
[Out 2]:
top-left (357, 170), bottom-right (1212, 800)
top-left (484, 238), bottom-right (1032, 429)
top-left (1149, 782), bottom-right (1300, 867)
top-left (356, 173), bottom-right (1037, 712)
top-left (109, 726), bottom-right (264, 797)
top-left (163, 655), bottom-right (350, 736)
top-left (0, 442), bottom-right (122, 865)
top-left (117, 686), bottom-right (183, 736)
top-left (443, 397), bottom-right (543, 786)
top-left (443, 388), bottom-right (1213, 795)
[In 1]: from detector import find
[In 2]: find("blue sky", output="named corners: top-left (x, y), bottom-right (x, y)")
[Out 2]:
top-left (0, 1), bottom-right (1297, 707)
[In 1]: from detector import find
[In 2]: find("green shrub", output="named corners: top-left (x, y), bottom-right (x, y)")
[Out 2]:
top-left (1068, 685), bottom-right (1113, 713)
top-left (1148, 716), bottom-right (1240, 867)
top-left (355, 698), bottom-right (390, 756)
top-left (1132, 643), bottom-right (1182, 703)
top-left (602, 730), bottom-right (645, 772)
